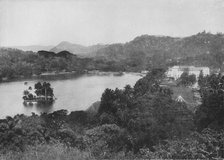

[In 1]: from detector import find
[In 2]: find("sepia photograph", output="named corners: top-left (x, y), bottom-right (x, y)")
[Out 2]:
top-left (0, 0), bottom-right (224, 159)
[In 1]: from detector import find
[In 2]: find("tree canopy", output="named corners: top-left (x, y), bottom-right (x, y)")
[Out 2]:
top-left (196, 73), bottom-right (224, 130)
top-left (34, 82), bottom-right (54, 97)
top-left (178, 71), bottom-right (196, 86)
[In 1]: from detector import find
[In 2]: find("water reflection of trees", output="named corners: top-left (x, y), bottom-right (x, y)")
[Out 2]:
top-left (23, 102), bottom-right (54, 114)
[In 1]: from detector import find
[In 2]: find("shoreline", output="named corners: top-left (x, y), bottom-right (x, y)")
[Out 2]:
top-left (0, 70), bottom-right (147, 83)
top-left (0, 70), bottom-right (84, 83)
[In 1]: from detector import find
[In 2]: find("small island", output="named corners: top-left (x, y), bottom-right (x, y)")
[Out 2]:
top-left (23, 82), bottom-right (55, 104)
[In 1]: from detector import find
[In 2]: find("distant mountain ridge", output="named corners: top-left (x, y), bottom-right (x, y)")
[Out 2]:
top-left (8, 32), bottom-right (224, 67)
top-left (9, 45), bottom-right (54, 52)
top-left (94, 32), bottom-right (224, 61)
top-left (1, 32), bottom-right (224, 75)
top-left (50, 41), bottom-right (107, 56)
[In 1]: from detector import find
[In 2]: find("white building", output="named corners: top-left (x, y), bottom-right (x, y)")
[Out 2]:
top-left (166, 66), bottom-right (210, 80)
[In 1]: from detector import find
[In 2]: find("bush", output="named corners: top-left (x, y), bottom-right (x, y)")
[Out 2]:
top-left (0, 143), bottom-right (93, 160)
top-left (84, 124), bottom-right (132, 158)
top-left (140, 128), bottom-right (224, 159)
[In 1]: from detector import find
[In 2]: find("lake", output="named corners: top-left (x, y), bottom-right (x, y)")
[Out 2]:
top-left (0, 72), bottom-right (142, 118)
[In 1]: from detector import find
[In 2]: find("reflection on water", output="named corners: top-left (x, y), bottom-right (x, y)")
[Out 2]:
top-left (0, 72), bottom-right (141, 118)
top-left (23, 102), bottom-right (54, 114)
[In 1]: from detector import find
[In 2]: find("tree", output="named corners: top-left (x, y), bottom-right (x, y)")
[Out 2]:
top-left (198, 70), bottom-right (204, 87)
top-left (34, 82), bottom-right (54, 97)
top-left (188, 74), bottom-right (197, 85)
top-left (84, 124), bottom-right (131, 157)
top-left (134, 68), bottom-right (166, 96)
top-left (178, 72), bottom-right (196, 86)
top-left (23, 90), bottom-right (34, 100)
top-left (98, 88), bottom-right (117, 115)
top-left (195, 74), bottom-right (224, 130)
top-left (97, 68), bottom-right (193, 152)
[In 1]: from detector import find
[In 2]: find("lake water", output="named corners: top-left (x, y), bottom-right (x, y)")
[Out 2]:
top-left (0, 72), bottom-right (142, 118)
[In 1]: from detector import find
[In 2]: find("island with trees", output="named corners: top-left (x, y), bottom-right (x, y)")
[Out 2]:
top-left (23, 82), bottom-right (55, 104)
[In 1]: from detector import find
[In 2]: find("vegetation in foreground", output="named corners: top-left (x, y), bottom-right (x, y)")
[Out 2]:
top-left (0, 143), bottom-right (93, 160)
top-left (0, 68), bottom-right (224, 159)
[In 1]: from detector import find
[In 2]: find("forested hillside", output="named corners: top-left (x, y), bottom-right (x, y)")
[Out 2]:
top-left (5, 32), bottom-right (224, 77)
top-left (0, 48), bottom-right (96, 80)
top-left (94, 32), bottom-right (224, 69)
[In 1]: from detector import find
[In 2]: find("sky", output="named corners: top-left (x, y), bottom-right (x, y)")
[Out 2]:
top-left (0, 0), bottom-right (224, 46)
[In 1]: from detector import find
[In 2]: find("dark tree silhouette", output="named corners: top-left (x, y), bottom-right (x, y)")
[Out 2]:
top-left (196, 74), bottom-right (224, 130)
top-left (34, 82), bottom-right (54, 97)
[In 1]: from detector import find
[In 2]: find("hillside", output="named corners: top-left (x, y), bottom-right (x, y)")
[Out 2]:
top-left (95, 32), bottom-right (216, 59)
top-left (94, 32), bottom-right (224, 69)
top-left (36, 32), bottom-right (224, 71)
top-left (2, 32), bottom-right (224, 74)
top-left (50, 41), bottom-right (106, 56)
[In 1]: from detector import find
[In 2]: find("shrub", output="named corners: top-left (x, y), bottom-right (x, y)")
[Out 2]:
top-left (0, 143), bottom-right (93, 160)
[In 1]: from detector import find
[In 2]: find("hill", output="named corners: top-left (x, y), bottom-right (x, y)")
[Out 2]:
top-left (50, 41), bottom-right (106, 56)
top-left (2, 32), bottom-right (224, 73)
top-left (94, 32), bottom-right (224, 69)
top-left (95, 32), bottom-right (214, 59)
top-left (8, 45), bottom-right (54, 52)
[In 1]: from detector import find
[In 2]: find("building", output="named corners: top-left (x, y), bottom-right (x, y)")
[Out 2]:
top-left (166, 66), bottom-right (210, 80)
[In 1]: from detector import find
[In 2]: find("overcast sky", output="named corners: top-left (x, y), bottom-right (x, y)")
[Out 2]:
top-left (0, 0), bottom-right (224, 46)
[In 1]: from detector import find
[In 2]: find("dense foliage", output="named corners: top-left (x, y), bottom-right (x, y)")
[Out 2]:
top-left (0, 48), bottom-right (129, 81)
top-left (34, 82), bottom-right (54, 97)
top-left (196, 73), bottom-right (224, 130)
top-left (177, 71), bottom-right (197, 86)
